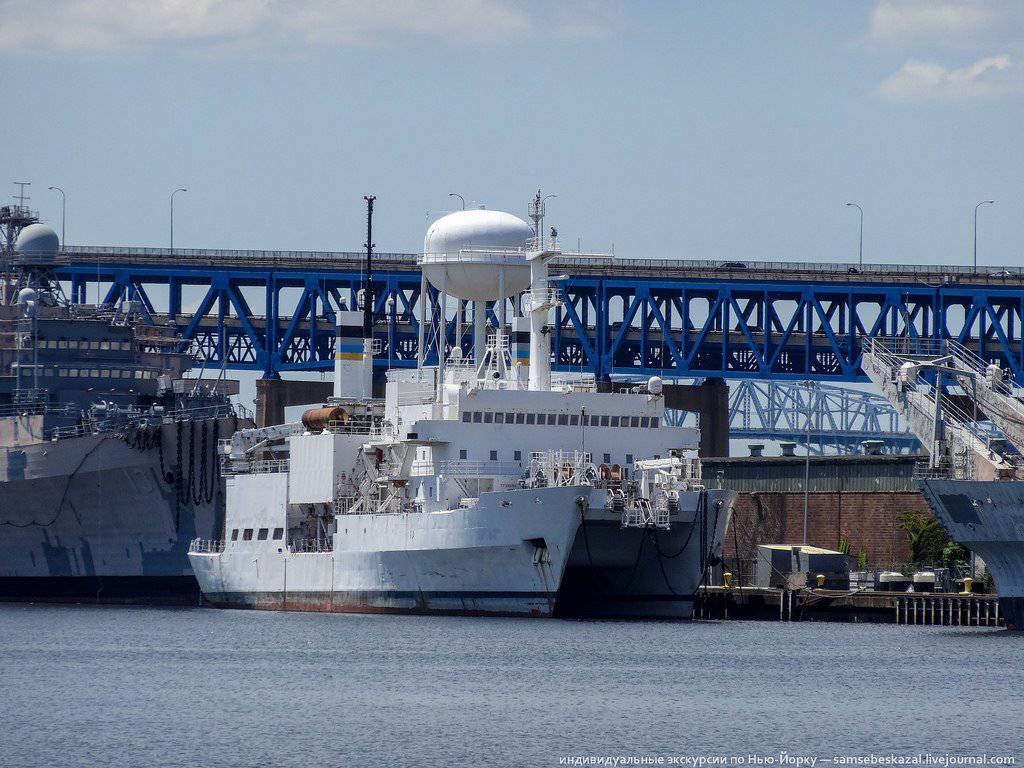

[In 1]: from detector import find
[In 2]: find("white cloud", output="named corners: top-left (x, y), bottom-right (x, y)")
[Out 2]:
top-left (0, 0), bottom-right (617, 56)
top-left (867, 1), bottom-right (1005, 50)
top-left (864, 1), bottom-right (1023, 103)
top-left (876, 55), bottom-right (1018, 102)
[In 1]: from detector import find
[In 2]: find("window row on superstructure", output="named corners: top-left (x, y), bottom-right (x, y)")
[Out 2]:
top-left (36, 339), bottom-right (133, 351)
top-left (460, 410), bottom-right (660, 428)
top-left (13, 364), bottom-right (159, 379)
top-left (230, 527), bottom-right (284, 542)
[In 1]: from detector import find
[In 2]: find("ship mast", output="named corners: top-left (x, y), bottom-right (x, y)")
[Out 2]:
top-left (363, 195), bottom-right (375, 339)
top-left (0, 182), bottom-right (40, 305)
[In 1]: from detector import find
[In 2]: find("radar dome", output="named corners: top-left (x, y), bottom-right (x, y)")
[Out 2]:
top-left (421, 209), bottom-right (533, 301)
top-left (15, 223), bottom-right (60, 260)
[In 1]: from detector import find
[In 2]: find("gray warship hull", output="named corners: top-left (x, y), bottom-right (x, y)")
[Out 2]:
top-left (919, 478), bottom-right (1024, 629)
top-left (0, 416), bottom-right (243, 604)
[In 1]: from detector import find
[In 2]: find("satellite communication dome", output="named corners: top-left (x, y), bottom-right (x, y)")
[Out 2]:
top-left (14, 223), bottom-right (60, 261)
top-left (421, 209), bottom-right (533, 301)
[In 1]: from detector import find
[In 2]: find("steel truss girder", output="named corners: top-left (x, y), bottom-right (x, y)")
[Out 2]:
top-left (58, 264), bottom-right (1024, 387)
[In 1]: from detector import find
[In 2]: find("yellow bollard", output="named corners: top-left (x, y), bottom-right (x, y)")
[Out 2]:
top-left (816, 573), bottom-right (825, 588)
top-left (961, 577), bottom-right (973, 595)
top-left (723, 571), bottom-right (733, 589)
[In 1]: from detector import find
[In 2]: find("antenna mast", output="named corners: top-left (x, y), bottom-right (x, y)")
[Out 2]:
top-left (528, 189), bottom-right (544, 248)
top-left (363, 195), bottom-right (375, 339)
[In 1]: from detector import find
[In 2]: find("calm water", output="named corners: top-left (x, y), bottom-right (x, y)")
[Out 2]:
top-left (2, 605), bottom-right (1022, 768)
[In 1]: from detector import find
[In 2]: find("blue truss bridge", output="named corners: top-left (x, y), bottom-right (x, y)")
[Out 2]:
top-left (57, 245), bottom-right (1024, 388)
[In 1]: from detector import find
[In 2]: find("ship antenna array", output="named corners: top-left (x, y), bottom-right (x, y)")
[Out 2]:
top-left (363, 195), bottom-right (375, 339)
top-left (1, 181), bottom-right (43, 304)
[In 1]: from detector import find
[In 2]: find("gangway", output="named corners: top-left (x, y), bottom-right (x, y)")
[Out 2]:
top-left (861, 337), bottom-right (1019, 480)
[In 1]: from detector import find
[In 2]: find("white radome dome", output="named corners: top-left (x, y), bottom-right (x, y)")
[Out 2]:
top-left (421, 209), bottom-right (533, 301)
top-left (15, 223), bottom-right (60, 259)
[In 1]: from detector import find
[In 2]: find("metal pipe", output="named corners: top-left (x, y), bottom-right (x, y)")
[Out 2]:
top-left (802, 380), bottom-right (814, 544)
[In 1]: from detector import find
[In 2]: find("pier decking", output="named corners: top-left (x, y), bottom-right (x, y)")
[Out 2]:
top-left (696, 586), bottom-right (1005, 626)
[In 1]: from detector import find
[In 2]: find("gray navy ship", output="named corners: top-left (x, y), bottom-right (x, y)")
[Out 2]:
top-left (1, 190), bottom-right (250, 603)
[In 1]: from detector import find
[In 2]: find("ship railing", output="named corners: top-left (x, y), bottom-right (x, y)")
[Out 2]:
top-left (369, 421), bottom-right (399, 440)
top-left (288, 539), bottom-right (334, 554)
top-left (528, 450), bottom-right (594, 488)
top-left (525, 287), bottom-right (561, 309)
top-left (189, 538), bottom-right (226, 554)
top-left (0, 401), bottom-right (76, 419)
top-left (621, 497), bottom-right (670, 530)
top-left (225, 458), bottom-right (289, 475)
top-left (325, 417), bottom-right (377, 435)
top-left (12, 387), bottom-right (48, 404)
top-left (435, 460), bottom-right (523, 478)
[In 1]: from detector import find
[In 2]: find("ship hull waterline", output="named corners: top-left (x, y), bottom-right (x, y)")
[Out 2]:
top-left (191, 486), bottom-right (735, 620)
top-left (0, 417), bottom-right (243, 604)
top-left (919, 478), bottom-right (1024, 630)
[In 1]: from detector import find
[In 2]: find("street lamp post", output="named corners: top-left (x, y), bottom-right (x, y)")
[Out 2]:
top-left (802, 380), bottom-right (816, 545)
top-left (170, 188), bottom-right (187, 254)
top-left (448, 193), bottom-right (465, 210)
top-left (845, 202), bottom-right (863, 269)
top-left (973, 200), bottom-right (995, 271)
top-left (48, 186), bottom-right (66, 247)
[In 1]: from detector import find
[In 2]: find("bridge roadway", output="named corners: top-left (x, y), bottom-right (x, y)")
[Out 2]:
top-left (57, 245), bottom-right (1024, 383)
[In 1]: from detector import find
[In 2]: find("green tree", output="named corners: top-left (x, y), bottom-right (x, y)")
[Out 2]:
top-left (898, 510), bottom-right (967, 567)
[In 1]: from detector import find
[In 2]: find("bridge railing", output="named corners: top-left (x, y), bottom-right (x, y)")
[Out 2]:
top-left (63, 245), bottom-right (1024, 278)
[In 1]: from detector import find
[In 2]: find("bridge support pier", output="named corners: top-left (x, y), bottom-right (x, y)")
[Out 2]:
top-left (663, 379), bottom-right (730, 457)
top-left (255, 377), bottom-right (333, 428)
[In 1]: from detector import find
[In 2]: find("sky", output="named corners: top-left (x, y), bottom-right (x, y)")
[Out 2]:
top-left (2, 0), bottom-right (1023, 268)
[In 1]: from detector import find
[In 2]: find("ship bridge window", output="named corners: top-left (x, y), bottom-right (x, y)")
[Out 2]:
top-left (504, 413), bottom-right (514, 423)
top-left (610, 416), bottom-right (620, 428)
top-left (257, 528), bottom-right (269, 541)
top-left (462, 412), bottom-right (471, 423)
top-left (100, 341), bottom-right (110, 350)
top-left (273, 528), bottom-right (284, 540)
top-left (515, 413), bottom-right (525, 424)
top-left (629, 416), bottom-right (640, 428)
top-left (494, 413), bottom-right (504, 424)
top-left (242, 529), bottom-right (253, 541)
top-left (569, 415), bottom-right (579, 426)
top-left (557, 414), bottom-right (568, 426)
top-left (526, 413), bottom-right (536, 425)
top-left (651, 418), bottom-right (660, 428)
top-left (490, 450), bottom-right (498, 461)
top-left (473, 412), bottom-right (483, 423)
top-left (231, 529), bottom-right (239, 541)
top-left (600, 416), bottom-right (610, 427)
top-left (459, 449), bottom-right (468, 460)
top-left (483, 412), bottom-right (493, 424)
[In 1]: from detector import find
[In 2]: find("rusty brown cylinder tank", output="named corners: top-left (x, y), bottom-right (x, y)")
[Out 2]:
top-left (301, 406), bottom-right (347, 432)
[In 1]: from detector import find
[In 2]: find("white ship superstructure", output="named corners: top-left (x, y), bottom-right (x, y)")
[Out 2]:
top-left (189, 198), bottom-right (736, 618)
